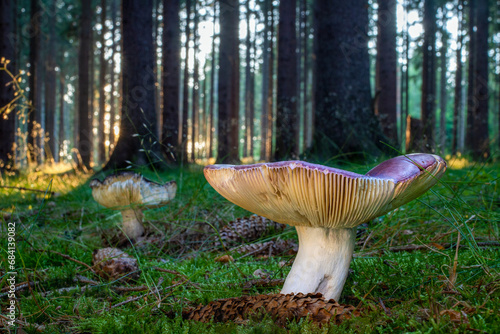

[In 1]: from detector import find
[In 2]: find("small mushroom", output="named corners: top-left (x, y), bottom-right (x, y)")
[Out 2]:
top-left (204, 154), bottom-right (446, 301)
top-left (90, 172), bottom-right (177, 240)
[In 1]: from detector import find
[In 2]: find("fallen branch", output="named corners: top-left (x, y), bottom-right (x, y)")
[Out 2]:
top-left (0, 185), bottom-right (55, 195)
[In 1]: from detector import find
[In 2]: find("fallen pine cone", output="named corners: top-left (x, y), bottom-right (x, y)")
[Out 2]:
top-left (217, 215), bottom-right (286, 247)
top-left (92, 248), bottom-right (139, 281)
top-left (230, 239), bottom-right (298, 257)
top-left (182, 292), bottom-right (356, 326)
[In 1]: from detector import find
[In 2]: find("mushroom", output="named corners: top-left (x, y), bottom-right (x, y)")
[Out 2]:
top-left (204, 154), bottom-right (446, 301)
top-left (90, 172), bottom-right (177, 240)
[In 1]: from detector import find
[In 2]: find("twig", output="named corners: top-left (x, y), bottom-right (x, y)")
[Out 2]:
top-left (113, 285), bottom-right (149, 292)
top-left (153, 267), bottom-right (187, 278)
top-left (153, 267), bottom-right (200, 289)
top-left (242, 278), bottom-right (285, 290)
top-left (75, 274), bottom-right (99, 285)
top-left (237, 244), bottom-right (270, 260)
top-left (0, 185), bottom-right (55, 195)
top-left (39, 285), bottom-right (91, 297)
top-left (378, 297), bottom-right (391, 316)
top-left (37, 249), bottom-right (96, 274)
top-left (0, 314), bottom-right (45, 331)
top-left (355, 240), bottom-right (500, 257)
top-left (75, 275), bottom-right (149, 292)
top-left (0, 281), bottom-right (37, 298)
top-left (110, 278), bottom-right (186, 309)
top-left (448, 232), bottom-right (461, 289)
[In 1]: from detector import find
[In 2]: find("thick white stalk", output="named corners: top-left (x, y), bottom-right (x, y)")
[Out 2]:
top-left (280, 226), bottom-right (356, 301)
top-left (120, 209), bottom-right (144, 240)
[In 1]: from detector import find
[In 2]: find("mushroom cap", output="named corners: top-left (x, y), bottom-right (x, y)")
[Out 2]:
top-left (204, 154), bottom-right (446, 229)
top-left (90, 172), bottom-right (177, 209)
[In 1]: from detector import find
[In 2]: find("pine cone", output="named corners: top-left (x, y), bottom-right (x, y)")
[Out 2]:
top-left (92, 248), bottom-right (139, 281)
top-left (217, 215), bottom-right (286, 247)
top-left (230, 239), bottom-right (298, 257)
top-left (182, 292), bottom-right (355, 326)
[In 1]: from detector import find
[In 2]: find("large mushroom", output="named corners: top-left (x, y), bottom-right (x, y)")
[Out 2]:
top-left (90, 172), bottom-right (177, 240)
top-left (204, 154), bottom-right (446, 301)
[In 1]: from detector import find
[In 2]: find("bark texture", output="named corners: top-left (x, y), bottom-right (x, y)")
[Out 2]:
top-left (469, 0), bottom-right (490, 159)
top-left (0, 0), bottom-right (16, 169)
top-left (375, 0), bottom-right (398, 146)
top-left (420, 0), bottom-right (437, 153)
top-left (78, 0), bottom-right (92, 168)
top-left (217, 0), bottom-right (240, 163)
top-left (161, 0), bottom-right (181, 163)
top-left (28, 0), bottom-right (43, 164)
top-left (104, 0), bottom-right (160, 170)
top-left (311, 0), bottom-right (387, 160)
top-left (275, 0), bottom-right (298, 160)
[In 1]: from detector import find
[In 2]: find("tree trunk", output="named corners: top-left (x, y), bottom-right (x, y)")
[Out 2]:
top-left (311, 0), bottom-right (387, 160)
top-left (275, 0), bottom-right (298, 160)
top-left (98, 0), bottom-right (107, 164)
top-left (439, 28), bottom-right (448, 155)
top-left (249, 25), bottom-right (256, 159)
top-left (207, 2), bottom-right (217, 159)
top-left (452, 0), bottom-right (463, 155)
top-left (153, 0), bottom-right (161, 138)
top-left (260, 0), bottom-right (270, 161)
top-left (78, 0), bottom-right (92, 169)
top-left (0, 0), bottom-right (16, 170)
top-left (208, 2), bottom-right (217, 159)
top-left (216, 0), bottom-right (240, 163)
top-left (191, 0), bottom-right (199, 162)
top-left (300, 0), bottom-right (310, 152)
top-left (90, 26), bottom-right (96, 163)
top-left (161, 0), bottom-right (180, 164)
top-left (58, 74), bottom-right (65, 160)
top-left (109, 0), bottom-right (117, 149)
top-left (181, 0), bottom-right (191, 164)
top-left (201, 59), bottom-right (208, 159)
top-left (244, 0), bottom-right (251, 158)
top-left (104, 0), bottom-right (161, 170)
top-left (375, 0), bottom-right (398, 147)
top-left (465, 0), bottom-right (475, 153)
top-left (44, 0), bottom-right (57, 163)
top-left (267, 2), bottom-right (275, 160)
top-left (28, 0), bottom-right (43, 165)
top-left (420, 0), bottom-right (437, 153)
top-left (470, 0), bottom-right (490, 159)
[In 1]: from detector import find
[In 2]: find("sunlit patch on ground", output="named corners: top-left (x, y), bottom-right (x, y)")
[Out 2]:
top-left (445, 155), bottom-right (472, 170)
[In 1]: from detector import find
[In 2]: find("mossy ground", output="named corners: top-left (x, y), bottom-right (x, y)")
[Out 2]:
top-left (0, 157), bottom-right (499, 333)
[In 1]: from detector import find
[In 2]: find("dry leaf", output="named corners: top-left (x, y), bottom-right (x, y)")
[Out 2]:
top-left (440, 309), bottom-right (469, 323)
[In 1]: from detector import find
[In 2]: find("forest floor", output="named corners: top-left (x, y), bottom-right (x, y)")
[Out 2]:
top-left (0, 157), bottom-right (499, 333)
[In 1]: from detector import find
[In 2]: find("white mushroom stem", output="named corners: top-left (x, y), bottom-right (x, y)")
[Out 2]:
top-left (120, 209), bottom-right (145, 240)
top-left (281, 226), bottom-right (356, 301)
